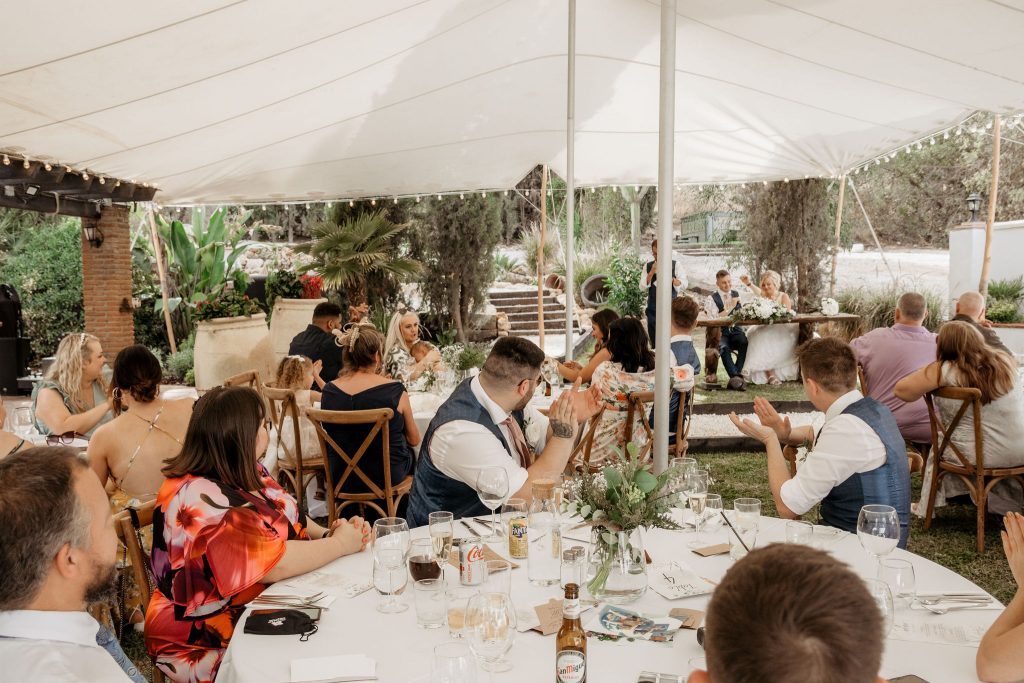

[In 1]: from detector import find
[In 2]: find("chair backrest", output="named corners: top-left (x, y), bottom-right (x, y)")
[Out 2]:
top-left (306, 407), bottom-right (395, 499)
top-left (112, 499), bottom-right (157, 614)
top-left (570, 404), bottom-right (607, 473)
top-left (674, 387), bottom-right (696, 452)
top-left (924, 386), bottom-right (985, 471)
top-left (624, 390), bottom-right (655, 462)
top-left (261, 384), bottom-right (303, 465)
top-left (223, 369), bottom-right (263, 392)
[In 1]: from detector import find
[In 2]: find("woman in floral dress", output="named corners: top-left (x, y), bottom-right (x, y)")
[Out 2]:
top-left (145, 386), bottom-right (370, 683)
top-left (588, 318), bottom-right (657, 466)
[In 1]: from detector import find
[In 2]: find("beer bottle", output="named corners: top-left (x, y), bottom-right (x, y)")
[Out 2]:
top-left (555, 583), bottom-right (586, 683)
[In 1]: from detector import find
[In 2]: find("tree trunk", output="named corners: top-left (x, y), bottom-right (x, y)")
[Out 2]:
top-left (451, 279), bottom-right (465, 342)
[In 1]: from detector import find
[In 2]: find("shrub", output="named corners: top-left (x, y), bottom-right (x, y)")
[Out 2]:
top-left (0, 220), bottom-right (83, 358)
top-left (987, 277), bottom-right (1024, 303)
top-left (265, 269), bottom-right (303, 308)
top-left (605, 249), bottom-right (645, 318)
top-left (193, 289), bottom-right (265, 322)
top-left (987, 299), bottom-right (1021, 324)
top-left (556, 250), bottom-right (612, 302)
top-left (827, 285), bottom-right (944, 341)
top-left (165, 334), bottom-right (195, 383)
top-left (492, 253), bottom-right (522, 281)
top-left (521, 225), bottom-right (559, 276)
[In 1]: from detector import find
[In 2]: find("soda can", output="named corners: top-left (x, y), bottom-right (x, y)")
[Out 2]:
top-left (508, 515), bottom-right (528, 559)
top-left (459, 536), bottom-right (485, 585)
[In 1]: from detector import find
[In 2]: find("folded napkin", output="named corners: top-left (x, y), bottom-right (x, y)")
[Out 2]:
top-left (291, 654), bottom-right (376, 683)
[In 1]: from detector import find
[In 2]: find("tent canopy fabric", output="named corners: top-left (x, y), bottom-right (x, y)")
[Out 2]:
top-left (2, 0), bottom-right (1023, 205)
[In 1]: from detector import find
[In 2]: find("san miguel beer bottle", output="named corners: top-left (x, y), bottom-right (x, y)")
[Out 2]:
top-left (555, 583), bottom-right (586, 683)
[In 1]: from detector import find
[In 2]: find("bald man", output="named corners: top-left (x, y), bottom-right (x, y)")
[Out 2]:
top-left (952, 291), bottom-right (1011, 355)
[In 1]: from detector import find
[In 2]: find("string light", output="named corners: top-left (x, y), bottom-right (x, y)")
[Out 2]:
top-left (480, 192), bottom-right (486, 198)
top-left (459, 193), bottom-right (464, 200)
top-left (1, 155), bottom-right (8, 166)
top-left (437, 194), bottom-right (441, 200)
top-left (22, 159), bottom-right (30, 169)
top-left (44, 163), bottom-right (52, 171)
top-left (98, 177), bottom-right (105, 185)
top-left (393, 198), bottom-right (398, 204)
top-left (349, 200), bottom-right (355, 207)
top-left (416, 195), bottom-right (421, 202)
top-left (82, 172), bottom-right (89, 180)
top-left (783, 177), bottom-right (789, 183)
top-left (370, 199), bottom-right (376, 205)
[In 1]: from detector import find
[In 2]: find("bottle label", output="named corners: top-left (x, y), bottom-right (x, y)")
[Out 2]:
top-left (562, 597), bottom-right (580, 619)
top-left (556, 650), bottom-right (586, 683)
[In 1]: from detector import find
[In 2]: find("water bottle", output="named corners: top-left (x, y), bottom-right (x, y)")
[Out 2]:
top-left (528, 480), bottom-right (561, 586)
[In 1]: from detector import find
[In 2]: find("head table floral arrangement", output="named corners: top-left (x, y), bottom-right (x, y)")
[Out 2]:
top-left (730, 298), bottom-right (795, 325)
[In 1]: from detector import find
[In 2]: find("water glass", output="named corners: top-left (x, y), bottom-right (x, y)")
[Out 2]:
top-left (729, 498), bottom-right (761, 560)
top-left (703, 494), bottom-right (723, 532)
top-left (13, 407), bottom-right (33, 437)
top-left (785, 520), bottom-right (814, 545)
top-left (879, 558), bottom-right (916, 606)
top-left (466, 592), bottom-right (516, 673)
top-left (686, 470), bottom-right (709, 548)
top-left (414, 578), bottom-right (448, 629)
top-left (432, 642), bottom-right (478, 683)
top-left (864, 578), bottom-right (895, 634)
top-left (482, 559), bottom-right (512, 595)
top-left (429, 511), bottom-right (455, 577)
top-left (447, 586), bottom-right (477, 639)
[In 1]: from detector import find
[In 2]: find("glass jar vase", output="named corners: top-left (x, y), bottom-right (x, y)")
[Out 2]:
top-left (585, 525), bottom-right (647, 604)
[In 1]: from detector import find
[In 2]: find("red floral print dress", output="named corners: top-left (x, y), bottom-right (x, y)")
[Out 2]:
top-left (145, 466), bottom-right (307, 683)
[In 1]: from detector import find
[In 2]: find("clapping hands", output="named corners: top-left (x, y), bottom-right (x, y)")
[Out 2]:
top-left (728, 397), bottom-right (791, 446)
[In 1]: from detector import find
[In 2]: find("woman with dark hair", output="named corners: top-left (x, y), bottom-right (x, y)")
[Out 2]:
top-left (145, 386), bottom-right (369, 683)
top-left (557, 308), bottom-right (620, 384)
top-left (587, 317), bottom-right (657, 465)
top-left (321, 322), bottom-right (419, 511)
top-left (895, 320), bottom-right (1024, 515)
top-left (87, 345), bottom-right (193, 506)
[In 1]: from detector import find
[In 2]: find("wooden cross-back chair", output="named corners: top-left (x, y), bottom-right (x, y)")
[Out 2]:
top-left (223, 369), bottom-right (264, 394)
top-left (306, 407), bottom-right (413, 523)
top-left (923, 386), bottom-right (1024, 552)
top-left (262, 384), bottom-right (328, 519)
top-left (623, 391), bottom-right (656, 463)
top-left (113, 500), bottom-right (166, 683)
top-left (672, 388), bottom-right (696, 458)
top-left (568, 404), bottom-right (607, 474)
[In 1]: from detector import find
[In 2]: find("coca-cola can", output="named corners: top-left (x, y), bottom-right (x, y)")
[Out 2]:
top-left (459, 536), bottom-right (485, 585)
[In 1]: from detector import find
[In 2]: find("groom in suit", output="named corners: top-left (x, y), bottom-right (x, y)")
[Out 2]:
top-left (703, 270), bottom-right (748, 390)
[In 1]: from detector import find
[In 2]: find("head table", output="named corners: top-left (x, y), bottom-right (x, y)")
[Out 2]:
top-left (218, 513), bottom-right (999, 683)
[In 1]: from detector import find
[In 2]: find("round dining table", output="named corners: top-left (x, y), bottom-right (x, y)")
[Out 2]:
top-left (218, 513), bottom-right (1000, 683)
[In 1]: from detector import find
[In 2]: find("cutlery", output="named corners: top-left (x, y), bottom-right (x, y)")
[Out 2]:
top-left (460, 519), bottom-right (482, 536)
top-left (915, 593), bottom-right (990, 600)
top-left (916, 597), bottom-right (992, 606)
top-left (921, 603), bottom-right (992, 615)
top-left (472, 517), bottom-right (495, 530)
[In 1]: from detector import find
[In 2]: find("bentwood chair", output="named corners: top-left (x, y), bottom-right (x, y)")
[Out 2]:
top-left (262, 384), bottom-right (329, 519)
top-left (113, 500), bottom-right (166, 683)
top-left (623, 391), bottom-right (656, 463)
top-left (306, 407), bottom-right (413, 523)
top-left (672, 387), bottom-right (697, 458)
top-left (223, 369), bottom-right (265, 394)
top-left (568, 404), bottom-right (607, 474)
top-left (923, 387), bottom-right (1024, 552)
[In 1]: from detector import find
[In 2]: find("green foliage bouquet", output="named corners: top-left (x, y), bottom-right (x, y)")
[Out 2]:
top-left (194, 289), bottom-right (265, 322)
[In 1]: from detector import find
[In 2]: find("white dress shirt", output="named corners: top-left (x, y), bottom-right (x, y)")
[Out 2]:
top-left (702, 285), bottom-right (753, 319)
top-left (0, 610), bottom-right (132, 683)
top-left (430, 376), bottom-right (549, 495)
top-left (779, 390), bottom-right (888, 515)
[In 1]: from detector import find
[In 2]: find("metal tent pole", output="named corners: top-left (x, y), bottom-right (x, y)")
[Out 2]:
top-left (564, 0), bottom-right (577, 361)
top-left (653, 0), bottom-right (676, 474)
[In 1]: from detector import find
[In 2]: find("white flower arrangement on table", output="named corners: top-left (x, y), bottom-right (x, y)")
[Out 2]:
top-left (820, 297), bottom-right (840, 316)
top-left (730, 299), bottom-right (795, 324)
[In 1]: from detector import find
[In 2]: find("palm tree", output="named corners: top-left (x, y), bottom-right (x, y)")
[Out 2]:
top-left (296, 209), bottom-right (421, 307)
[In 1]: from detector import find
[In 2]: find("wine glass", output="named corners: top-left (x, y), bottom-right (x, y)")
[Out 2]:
top-left (372, 517), bottom-right (411, 613)
top-left (686, 470), bottom-right (709, 548)
top-left (429, 511), bottom-right (455, 577)
top-left (476, 468), bottom-right (509, 543)
top-left (879, 558), bottom-right (916, 607)
top-left (857, 504), bottom-right (900, 575)
top-left (432, 642), bottom-right (478, 683)
top-left (466, 592), bottom-right (516, 674)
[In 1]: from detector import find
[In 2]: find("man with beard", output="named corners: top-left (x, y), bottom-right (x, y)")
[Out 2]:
top-left (0, 447), bottom-right (136, 682)
top-left (407, 336), bottom-right (602, 527)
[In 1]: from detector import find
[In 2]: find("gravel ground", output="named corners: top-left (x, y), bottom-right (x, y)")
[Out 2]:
top-left (690, 410), bottom-right (822, 438)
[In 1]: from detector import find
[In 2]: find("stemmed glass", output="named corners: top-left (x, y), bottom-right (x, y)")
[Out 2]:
top-left (432, 642), bottom-right (478, 683)
top-left (864, 578), bottom-right (895, 634)
top-left (466, 592), bottom-right (517, 674)
top-left (476, 468), bottom-right (509, 543)
top-left (429, 511), bottom-right (455, 577)
top-left (686, 470), bottom-right (709, 548)
top-left (857, 504), bottom-right (900, 576)
top-left (372, 517), bottom-right (411, 613)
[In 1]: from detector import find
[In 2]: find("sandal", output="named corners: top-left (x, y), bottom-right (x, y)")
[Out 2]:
top-left (768, 376), bottom-right (782, 386)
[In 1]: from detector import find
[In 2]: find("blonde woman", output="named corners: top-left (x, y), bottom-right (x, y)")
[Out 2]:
top-left (895, 321), bottom-right (1024, 515)
top-left (383, 309), bottom-right (440, 383)
top-left (741, 270), bottom-right (799, 386)
top-left (31, 332), bottom-right (113, 438)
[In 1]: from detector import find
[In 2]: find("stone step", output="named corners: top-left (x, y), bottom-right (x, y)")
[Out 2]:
top-left (505, 311), bottom-right (566, 324)
top-left (492, 296), bottom-right (560, 308)
top-left (492, 302), bottom-right (563, 314)
top-left (489, 289), bottom-right (556, 300)
top-left (511, 326), bottom-right (580, 335)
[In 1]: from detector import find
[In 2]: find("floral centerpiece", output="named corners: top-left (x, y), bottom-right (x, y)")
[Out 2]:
top-left (562, 445), bottom-right (683, 603)
top-left (730, 299), bottom-right (795, 324)
top-left (194, 289), bottom-right (265, 322)
top-left (820, 297), bottom-right (840, 316)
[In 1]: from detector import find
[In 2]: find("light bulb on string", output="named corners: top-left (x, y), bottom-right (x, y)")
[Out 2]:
top-left (416, 195), bottom-right (421, 202)
top-left (371, 199), bottom-right (377, 206)
top-left (23, 159), bottom-right (30, 169)
top-left (956, 127), bottom-right (963, 136)
top-left (437, 194), bottom-right (442, 200)
top-left (481, 192), bottom-right (486, 198)
top-left (44, 163), bottom-right (52, 171)
top-left (944, 131), bottom-right (950, 140)
top-left (783, 177), bottom-right (789, 183)
top-left (349, 200), bottom-right (355, 207)
top-left (930, 138), bottom-right (935, 145)
top-left (82, 172), bottom-right (89, 180)
top-left (459, 193), bottom-right (464, 200)
top-left (393, 198), bottom-right (398, 204)
top-left (1, 155), bottom-right (9, 166)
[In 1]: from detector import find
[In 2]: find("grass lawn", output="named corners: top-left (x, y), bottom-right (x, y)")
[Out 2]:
top-left (697, 450), bottom-right (1017, 604)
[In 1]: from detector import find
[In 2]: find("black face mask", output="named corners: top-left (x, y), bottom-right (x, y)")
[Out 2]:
top-left (243, 609), bottom-right (319, 642)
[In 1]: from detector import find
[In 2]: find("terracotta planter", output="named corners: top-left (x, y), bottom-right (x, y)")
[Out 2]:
top-left (269, 297), bottom-right (327, 367)
top-left (194, 314), bottom-right (275, 391)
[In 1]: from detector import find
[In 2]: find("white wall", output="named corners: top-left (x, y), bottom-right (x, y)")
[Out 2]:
top-left (948, 219), bottom-right (1024, 310)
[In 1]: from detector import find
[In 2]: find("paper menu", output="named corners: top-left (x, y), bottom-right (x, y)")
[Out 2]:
top-left (290, 654), bottom-right (376, 682)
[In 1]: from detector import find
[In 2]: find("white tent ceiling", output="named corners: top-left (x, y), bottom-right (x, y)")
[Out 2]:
top-left (2, 0), bottom-right (1024, 205)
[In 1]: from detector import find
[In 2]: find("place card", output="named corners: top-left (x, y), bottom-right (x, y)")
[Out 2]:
top-left (533, 598), bottom-right (565, 636)
top-left (447, 544), bottom-right (521, 569)
top-left (668, 608), bottom-right (705, 630)
top-left (691, 543), bottom-right (729, 557)
top-left (649, 563), bottom-right (714, 600)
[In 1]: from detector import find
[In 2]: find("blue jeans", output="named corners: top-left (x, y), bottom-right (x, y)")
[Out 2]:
top-left (646, 309), bottom-right (657, 348)
top-left (719, 328), bottom-right (748, 378)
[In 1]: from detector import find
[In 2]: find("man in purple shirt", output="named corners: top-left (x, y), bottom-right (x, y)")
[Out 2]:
top-left (850, 292), bottom-right (936, 445)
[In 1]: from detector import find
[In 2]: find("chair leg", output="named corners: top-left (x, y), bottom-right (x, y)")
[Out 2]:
top-left (976, 484), bottom-right (987, 553)
top-left (922, 463), bottom-right (942, 531)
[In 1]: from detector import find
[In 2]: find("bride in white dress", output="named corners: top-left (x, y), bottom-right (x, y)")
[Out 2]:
top-left (740, 270), bottom-right (799, 385)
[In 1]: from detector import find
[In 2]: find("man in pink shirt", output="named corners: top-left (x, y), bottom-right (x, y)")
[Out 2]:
top-left (850, 292), bottom-right (936, 445)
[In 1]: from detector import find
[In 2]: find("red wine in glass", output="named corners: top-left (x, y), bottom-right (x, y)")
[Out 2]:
top-left (409, 554), bottom-right (443, 582)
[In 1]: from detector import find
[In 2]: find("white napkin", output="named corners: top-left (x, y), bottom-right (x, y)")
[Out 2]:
top-left (290, 654), bottom-right (377, 683)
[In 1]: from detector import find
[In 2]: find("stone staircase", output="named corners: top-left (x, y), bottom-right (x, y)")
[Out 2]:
top-left (489, 288), bottom-right (580, 337)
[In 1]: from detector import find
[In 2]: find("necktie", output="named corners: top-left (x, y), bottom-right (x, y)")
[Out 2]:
top-left (95, 624), bottom-right (146, 683)
top-left (501, 416), bottom-right (534, 468)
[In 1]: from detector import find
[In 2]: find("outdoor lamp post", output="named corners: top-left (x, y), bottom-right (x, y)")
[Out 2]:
top-left (967, 192), bottom-right (981, 222)
top-left (82, 223), bottom-right (104, 248)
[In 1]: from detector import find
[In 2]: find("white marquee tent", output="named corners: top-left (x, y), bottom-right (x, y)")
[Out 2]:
top-left (3, 0), bottom-right (1024, 205)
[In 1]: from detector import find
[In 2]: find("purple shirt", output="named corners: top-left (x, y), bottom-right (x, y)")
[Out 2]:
top-left (850, 323), bottom-right (937, 443)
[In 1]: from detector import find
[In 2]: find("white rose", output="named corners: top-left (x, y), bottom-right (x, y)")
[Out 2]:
top-left (821, 298), bottom-right (839, 316)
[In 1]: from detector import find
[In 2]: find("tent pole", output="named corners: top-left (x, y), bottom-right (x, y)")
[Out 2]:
top-left (630, 186), bottom-right (650, 257)
top-left (828, 175), bottom-right (847, 297)
top-left (847, 178), bottom-right (896, 285)
top-left (538, 165), bottom-right (548, 350)
top-left (147, 206), bottom-right (178, 355)
top-left (979, 114), bottom-right (1001, 295)
top-left (653, 0), bottom-right (676, 475)
top-left (564, 0), bottom-right (576, 362)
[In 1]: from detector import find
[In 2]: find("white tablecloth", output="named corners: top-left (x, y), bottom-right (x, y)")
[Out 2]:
top-left (218, 516), bottom-right (1000, 683)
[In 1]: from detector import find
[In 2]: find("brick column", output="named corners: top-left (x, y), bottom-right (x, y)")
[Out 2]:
top-left (81, 204), bottom-right (134, 358)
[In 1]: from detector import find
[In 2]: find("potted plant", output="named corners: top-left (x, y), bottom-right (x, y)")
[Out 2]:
top-left (192, 289), bottom-right (274, 391)
top-left (266, 269), bottom-right (328, 365)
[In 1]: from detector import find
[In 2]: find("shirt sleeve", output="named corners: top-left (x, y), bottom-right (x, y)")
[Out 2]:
top-left (523, 403), bottom-right (550, 454)
top-left (430, 420), bottom-right (529, 495)
top-left (849, 333), bottom-right (869, 369)
top-left (779, 415), bottom-right (888, 515)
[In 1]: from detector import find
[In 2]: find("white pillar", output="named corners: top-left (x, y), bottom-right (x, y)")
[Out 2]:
top-left (653, 0), bottom-right (676, 474)
top-left (564, 0), bottom-right (577, 361)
